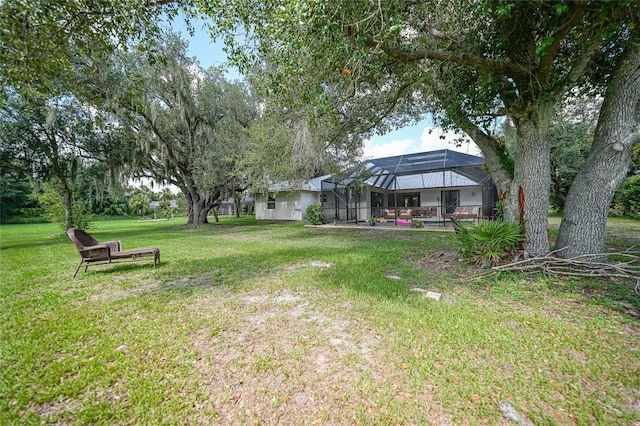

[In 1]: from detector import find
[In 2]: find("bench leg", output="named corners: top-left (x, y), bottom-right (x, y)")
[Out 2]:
top-left (73, 261), bottom-right (84, 278)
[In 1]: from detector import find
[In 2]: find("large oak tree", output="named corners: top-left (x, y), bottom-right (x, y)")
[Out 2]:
top-left (86, 35), bottom-right (257, 225)
top-left (0, 93), bottom-right (122, 229)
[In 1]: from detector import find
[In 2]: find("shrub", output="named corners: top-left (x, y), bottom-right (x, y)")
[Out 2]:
top-left (39, 184), bottom-right (94, 230)
top-left (11, 207), bottom-right (45, 218)
top-left (306, 203), bottom-right (325, 225)
top-left (611, 175), bottom-right (640, 217)
top-left (450, 220), bottom-right (525, 267)
top-left (411, 219), bottom-right (424, 228)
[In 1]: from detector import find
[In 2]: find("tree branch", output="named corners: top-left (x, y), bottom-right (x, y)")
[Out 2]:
top-left (364, 37), bottom-right (530, 79)
top-left (537, 2), bottom-right (586, 85)
top-left (488, 249), bottom-right (640, 284)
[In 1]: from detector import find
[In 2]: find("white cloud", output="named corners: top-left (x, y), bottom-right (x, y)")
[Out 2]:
top-left (420, 127), bottom-right (481, 155)
top-left (363, 138), bottom-right (416, 159)
top-left (363, 124), bottom-right (483, 160)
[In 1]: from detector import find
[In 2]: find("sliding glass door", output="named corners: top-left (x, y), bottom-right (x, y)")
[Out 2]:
top-left (441, 190), bottom-right (460, 214)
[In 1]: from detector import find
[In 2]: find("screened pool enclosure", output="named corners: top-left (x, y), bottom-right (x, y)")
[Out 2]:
top-left (320, 149), bottom-right (498, 224)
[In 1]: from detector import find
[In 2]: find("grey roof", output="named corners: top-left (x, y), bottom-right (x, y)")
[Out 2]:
top-left (269, 174), bottom-right (331, 192)
top-left (322, 149), bottom-right (490, 191)
top-left (392, 170), bottom-right (478, 190)
top-left (149, 200), bottom-right (178, 210)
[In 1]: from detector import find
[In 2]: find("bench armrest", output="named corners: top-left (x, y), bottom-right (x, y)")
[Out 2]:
top-left (102, 240), bottom-right (122, 252)
top-left (79, 244), bottom-right (113, 261)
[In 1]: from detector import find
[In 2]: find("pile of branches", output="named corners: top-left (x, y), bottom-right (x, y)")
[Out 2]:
top-left (490, 248), bottom-right (640, 293)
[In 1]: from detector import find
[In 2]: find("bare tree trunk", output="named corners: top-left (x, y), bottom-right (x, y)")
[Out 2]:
top-left (556, 46), bottom-right (640, 258)
top-left (233, 193), bottom-right (241, 218)
top-left (189, 203), bottom-right (210, 225)
top-left (462, 106), bottom-right (553, 255)
top-left (507, 107), bottom-right (554, 256)
top-left (186, 193), bottom-right (210, 225)
top-left (183, 185), bottom-right (209, 226)
top-left (63, 186), bottom-right (73, 230)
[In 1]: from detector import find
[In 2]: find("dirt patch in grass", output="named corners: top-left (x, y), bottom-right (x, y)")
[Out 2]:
top-left (185, 287), bottom-right (453, 425)
top-left (283, 260), bottom-right (334, 272)
top-left (412, 249), bottom-right (467, 275)
top-left (88, 278), bottom-right (160, 301)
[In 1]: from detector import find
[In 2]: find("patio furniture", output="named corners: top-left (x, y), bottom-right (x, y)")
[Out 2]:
top-left (383, 209), bottom-right (396, 220)
top-left (444, 206), bottom-right (478, 221)
top-left (67, 228), bottom-right (160, 278)
top-left (411, 207), bottom-right (438, 218)
top-left (399, 209), bottom-right (413, 220)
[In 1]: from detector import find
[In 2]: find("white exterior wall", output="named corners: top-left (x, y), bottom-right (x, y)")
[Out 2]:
top-left (359, 191), bottom-right (371, 221)
top-left (300, 192), bottom-right (320, 220)
top-left (420, 189), bottom-right (441, 210)
top-left (255, 191), bottom-right (320, 221)
top-left (459, 187), bottom-right (483, 208)
top-left (256, 184), bottom-right (484, 221)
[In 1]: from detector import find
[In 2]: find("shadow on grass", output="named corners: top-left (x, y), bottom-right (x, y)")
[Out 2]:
top-left (6, 218), bottom-right (638, 320)
top-left (149, 241), bottom-right (408, 300)
top-left (79, 261), bottom-right (162, 277)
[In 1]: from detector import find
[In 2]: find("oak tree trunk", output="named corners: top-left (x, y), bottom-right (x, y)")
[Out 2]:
top-left (187, 197), bottom-right (210, 225)
top-left (63, 186), bottom-right (73, 230)
top-left (234, 193), bottom-right (242, 218)
top-left (505, 105), bottom-right (554, 256)
top-left (556, 46), bottom-right (640, 258)
top-left (183, 183), bottom-right (222, 226)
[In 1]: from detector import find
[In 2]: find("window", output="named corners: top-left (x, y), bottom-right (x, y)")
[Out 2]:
top-left (404, 192), bottom-right (420, 208)
top-left (388, 192), bottom-right (420, 208)
top-left (267, 194), bottom-right (276, 210)
top-left (371, 191), bottom-right (384, 208)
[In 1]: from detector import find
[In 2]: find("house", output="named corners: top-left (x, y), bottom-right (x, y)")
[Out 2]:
top-left (321, 149), bottom-right (497, 223)
top-left (216, 196), bottom-right (254, 216)
top-left (255, 175), bottom-right (330, 221)
top-left (149, 200), bottom-right (178, 210)
top-left (256, 150), bottom-right (497, 223)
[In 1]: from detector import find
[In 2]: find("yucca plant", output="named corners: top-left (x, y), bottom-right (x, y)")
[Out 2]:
top-left (450, 220), bottom-right (525, 267)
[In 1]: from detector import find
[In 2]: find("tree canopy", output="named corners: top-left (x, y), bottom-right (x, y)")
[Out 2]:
top-left (0, 0), bottom-right (179, 98)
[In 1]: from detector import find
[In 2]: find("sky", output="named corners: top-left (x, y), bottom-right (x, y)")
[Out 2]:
top-left (167, 16), bottom-right (481, 160)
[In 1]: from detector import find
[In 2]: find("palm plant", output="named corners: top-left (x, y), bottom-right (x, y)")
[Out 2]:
top-left (450, 220), bottom-right (525, 267)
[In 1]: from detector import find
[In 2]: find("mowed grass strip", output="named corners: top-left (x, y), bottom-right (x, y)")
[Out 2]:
top-left (1, 217), bottom-right (638, 424)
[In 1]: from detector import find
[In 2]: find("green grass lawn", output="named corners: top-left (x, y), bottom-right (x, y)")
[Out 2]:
top-left (1, 217), bottom-right (638, 425)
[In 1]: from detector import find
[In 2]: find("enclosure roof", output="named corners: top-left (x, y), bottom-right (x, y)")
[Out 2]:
top-left (322, 149), bottom-right (489, 191)
top-left (393, 170), bottom-right (478, 190)
top-left (366, 149), bottom-right (484, 173)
